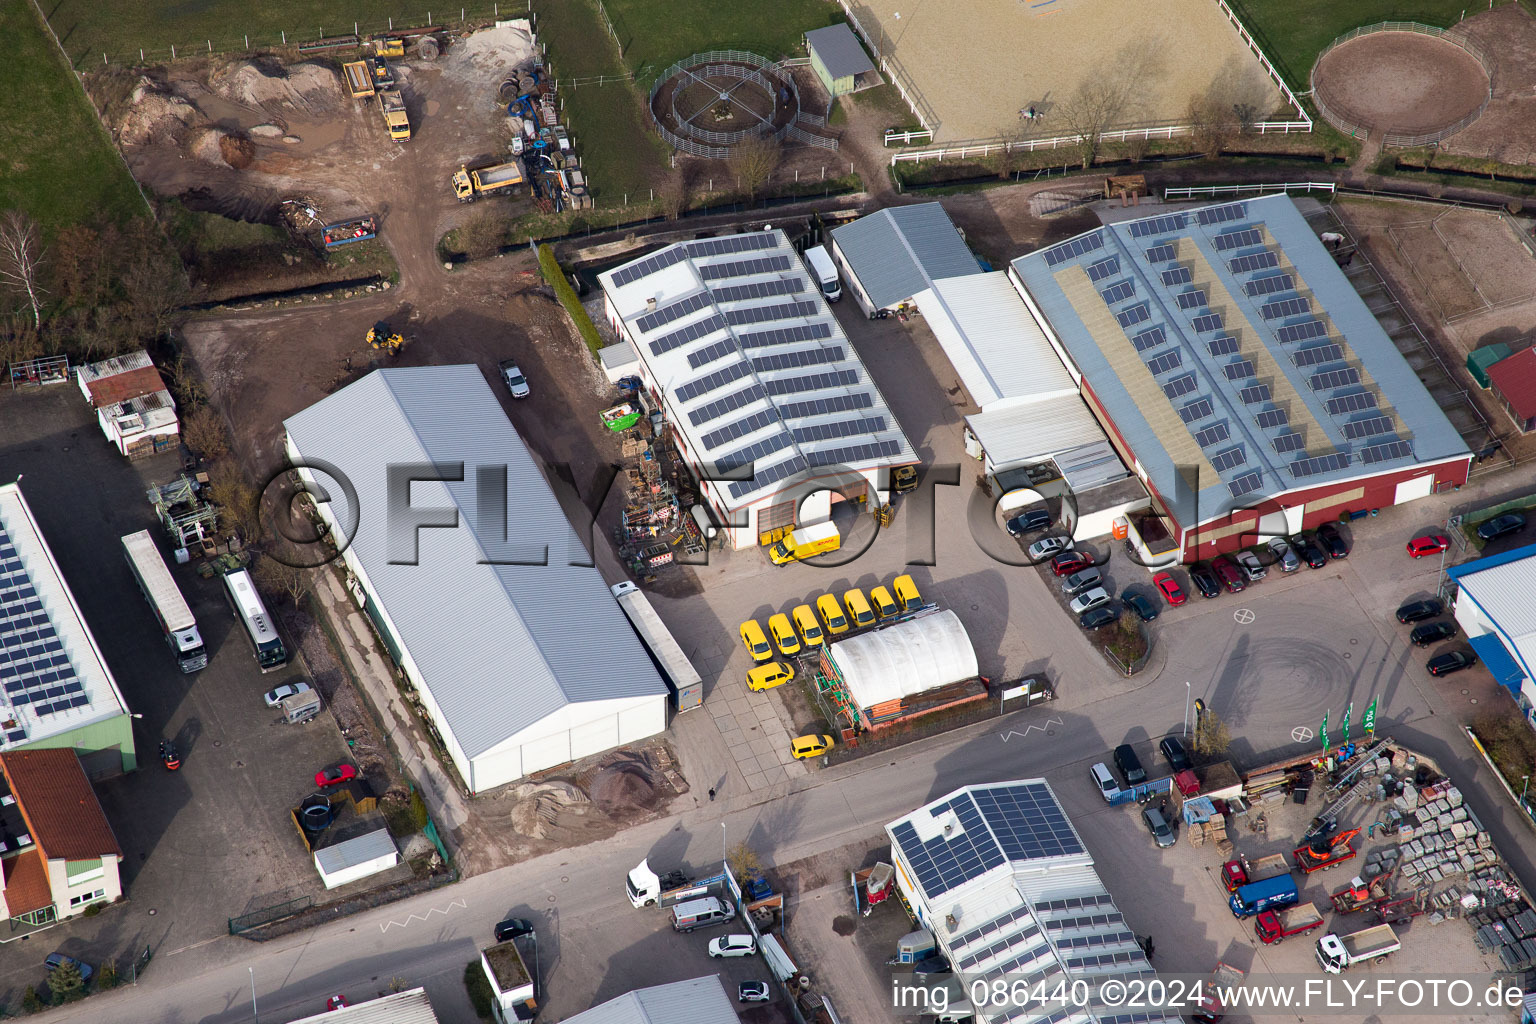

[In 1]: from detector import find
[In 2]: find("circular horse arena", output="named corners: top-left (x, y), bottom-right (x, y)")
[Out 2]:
top-left (1312, 29), bottom-right (1490, 143)
top-left (649, 52), bottom-right (801, 159)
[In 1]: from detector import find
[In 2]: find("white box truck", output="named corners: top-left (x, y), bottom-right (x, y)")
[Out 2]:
top-left (611, 582), bottom-right (703, 710)
top-left (804, 244), bottom-right (841, 302)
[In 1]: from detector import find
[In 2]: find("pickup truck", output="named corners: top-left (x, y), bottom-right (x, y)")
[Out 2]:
top-left (1255, 903), bottom-right (1324, 944)
top-left (1316, 923), bottom-right (1401, 973)
top-left (1192, 961), bottom-right (1244, 1023)
top-left (1222, 852), bottom-right (1289, 892)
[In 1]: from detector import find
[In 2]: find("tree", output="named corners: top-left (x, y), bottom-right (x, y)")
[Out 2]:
top-left (458, 208), bottom-right (509, 260)
top-left (726, 136), bottom-right (781, 207)
top-left (51, 224), bottom-right (105, 308)
top-left (1193, 706), bottom-right (1232, 756)
top-left (47, 957), bottom-right (85, 1003)
top-left (253, 555), bottom-right (313, 607)
top-left (728, 842), bottom-right (764, 882)
top-left (1186, 91), bottom-right (1231, 160)
top-left (181, 405), bottom-right (230, 462)
top-left (658, 169), bottom-right (689, 221)
top-left (994, 126), bottom-right (1028, 181)
top-left (1046, 40), bottom-right (1162, 170)
top-left (207, 460), bottom-right (260, 542)
top-left (0, 210), bottom-right (47, 328)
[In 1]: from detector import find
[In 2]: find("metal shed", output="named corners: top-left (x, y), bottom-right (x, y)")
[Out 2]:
top-left (826, 609), bottom-right (977, 709)
top-left (314, 827), bottom-right (399, 889)
top-left (1467, 342), bottom-right (1512, 389)
top-left (805, 24), bottom-right (877, 97)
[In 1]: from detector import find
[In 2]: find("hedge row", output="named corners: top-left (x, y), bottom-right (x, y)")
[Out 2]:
top-left (538, 243), bottom-right (604, 357)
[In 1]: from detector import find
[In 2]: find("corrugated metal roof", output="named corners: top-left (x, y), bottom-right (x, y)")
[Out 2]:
top-left (288, 987), bottom-right (441, 1024)
top-left (964, 397), bottom-right (1110, 471)
top-left (1052, 439), bottom-right (1131, 491)
top-left (805, 24), bottom-right (875, 79)
top-left (283, 366), bottom-right (668, 759)
top-left (830, 609), bottom-right (977, 707)
top-left (920, 271), bottom-right (1078, 407)
top-left (314, 827), bottom-right (396, 874)
top-left (1487, 346), bottom-right (1536, 418)
top-left (561, 976), bottom-right (739, 1024)
top-left (1448, 543), bottom-right (1536, 682)
top-left (832, 203), bottom-right (982, 310)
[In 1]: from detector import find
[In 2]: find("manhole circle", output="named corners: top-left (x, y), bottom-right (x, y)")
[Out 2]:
top-left (561, 876), bottom-right (569, 883)
top-left (548, 895), bottom-right (557, 903)
top-left (1350, 638), bottom-right (1359, 646)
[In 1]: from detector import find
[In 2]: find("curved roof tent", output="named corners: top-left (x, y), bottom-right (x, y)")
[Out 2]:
top-left (828, 609), bottom-right (978, 708)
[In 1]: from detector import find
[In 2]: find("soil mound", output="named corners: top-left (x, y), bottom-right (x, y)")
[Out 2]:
top-left (213, 61), bottom-right (341, 116)
top-left (507, 781), bottom-right (590, 839)
top-left (588, 761), bottom-right (660, 816)
top-left (119, 78), bottom-right (198, 147)
top-left (220, 132), bottom-right (256, 168)
top-left (442, 23), bottom-right (536, 84)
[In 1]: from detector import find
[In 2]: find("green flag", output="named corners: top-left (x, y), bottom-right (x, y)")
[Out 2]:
top-left (1362, 696), bottom-right (1378, 737)
top-left (1343, 701), bottom-right (1353, 743)
top-left (1321, 710), bottom-right (1330, 755)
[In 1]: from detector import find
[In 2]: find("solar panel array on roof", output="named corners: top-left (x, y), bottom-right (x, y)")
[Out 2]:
top-left (737, 323), bottom-right (833, 349)
top-left (1179, 398), bottom-right (1214, 422)
top-left (1342, 414), bottom-right (1394, 440)
top-left (1213, 228), bottom-right (1263, 251)
top-left (711, 277), bottom-right (805, 304)
top-left (1272, 431), bottom-right (1306, 453)
top-left (972, 783), bottom-right (1085, 861)
top-left (1176, 289), bottom-right (1206, 310)
top-left (1086, 257), bottom-right (1120, 282)
top-left (1207, 335), bottom-right (1240, 356)
top-left (1100, 280), bottom-right (1136, 305)
top-left (675, 360), bottom-right (752, 403)
top-left (1194, 422), bottom-right (1230, 447)
top-left (635, 291), bottom-right (710, 334)
top-left (1228, 250), bottom-right (1280, 274)
top-left (1260, 297), bottom-right (1311, 320)
top-left (1144, 243), bottom-right (1177, 262)
top-left (1116, 303), bottom-right (1151, 328)
top-left (716, 431), bottom-right (792, 471)
top-left (1245, 273), bottom-right (1294, 297)
top-left (1043, 233), bottom-right (1104, 266)
top-left (763, 368), bottom-right (861, 396)
top-left (701, 408), bottom-right (780, 450)
top-left (1325, 390), bottom-right (1378, 415)
top-left (1360, 439), bottom-right (1413, 464)
top-left (793, 416), bottom-right (887, 443)
top-left (689, 383), bottom-right (766, 426)
top-left (1128, 214), bottom-right (1185, 238)
top-left (1309, 366), bottom-right (1361, 391)
top-left (1239, 383), bottom-right (1272, 404)
top-left (688, 233), bottom-right (779, 258)
top-left (688, 336), bottom-right (739, 369)
top-left (1196, 202), bottom-right (1248, 225)
top-left (1131, 326), bottom-right (1166, 352)
top-left (725, 299), bottom-right (818, 326)
top-left (1161, 266), bottom-right (1193, 287)
top-left (806, 439), bottom-right (904, 467)
top-left (0, 524), bottom-right (88, 720)
top-left (1255, 408), bottom-right (1289, 429)
top-left (1192, 313), bottom-right (1223, 333)
top-left (699, 254), bottom-right (793, 280)
top-left (728, 454), bottom-right (809, 499)
top-left (1277, 319), bottom-right (1329, 343)
top-left (1210, 446), bottom-right (1247, 471)
top-left (1291, 452), bottom-right (1351, 478)
top-left (651, 313), bottom-right (726, 356)
top-left (1163, 373), bottom-right (1198, 399)
top-left (751, 346), bottom-right (844, 373)
top-left (1145, 351), bottom-right (1183, 375)
top-left (890, 802), bottom-right (1005, 898)
top-left (1293, 343), bottom-right (1343, 368)
top-left (781, 392), bottom-right (873, 419)
top-left (1228, 470), bottom-right (1264, 496)
top-left (611, 245), bottom-right (688, 287)
top-left (1222, 359), bottom-right (1256, 380)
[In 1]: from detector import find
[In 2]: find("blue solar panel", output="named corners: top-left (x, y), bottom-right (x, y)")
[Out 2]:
top-left (1116, 304), bottom-right (1150, 328)
top-left (890, 795), bottom-right (1009, 898)
top-left (1272, 431), bottom-right (1306, 454)
top-left (1290, 452), bottom-right (1351, 478)
top-left (1276, 319), bottom-right (1329, 344)
top-left (0, 523), bottom-right (86, 723)
top-left (1100, 280), bottom-right (1136, 305)
top-left (1309, 367), bottom-right (1361, 391)
top-left (1196, 202), bottom-right (1247, 226)
top-left (1144, 243), bottom-right (1177, 262)
top-left (1043, 233), bottom-right (1104, 266)
top-left (1179, 398), bottom-right (1214, 423)
top-left (1326, 391), bottom-right (1378, 415)
top-left (1194, 422), bottom-right (1230, 447)
top-left (1207, 336), bottom-right (1240, 357)
top-left (1162, 373), bottom-right (1198, 399)
top-left (1191, 313), bottom-right (1223, 333)
top-left (1228, 251), bottom-right (1280, 274)
top-left (1145, 350), bottom-right (1183, 375)
top-left (1255, 408), bottom-right (1289, 429)
top-left (1342, 415), bottom-right (1394, 440)
top-left (1210, 446), bottom-right (1247, 472)
top-left (1260, 297), bottom-right (1311, 321)
top-left (1360, 439), bottom-right (1413, 464)
top-left (1131, 327), bottom-right (1166, 352)
top-left (972, 783), bottom-right (1085, 862)
top-left (1128, 214), bottom-right (1186, 238)
top-left (1086, 257), bottom-right (1121, 283)
top-left (1228, 470), bottom-right (1264, 497)
top-left (1239, 383), bottom-right (1271, 404)
top-left (1223, 359), bottom-right (1256, 381)
top-left (1213, 228), bottom-right (1263, 252)
top-left (1245, 273), bottom-right (1294, 297)
top-left (1161, 266), bottom-right (1192, 287)
top-left (1176, 289), bottom-right (1206, 310)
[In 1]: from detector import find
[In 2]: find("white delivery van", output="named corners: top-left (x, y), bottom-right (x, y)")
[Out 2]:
top-left (804, 244), bottom-right (841, 302)
top-left (670, 896), bottom-right (735, 932)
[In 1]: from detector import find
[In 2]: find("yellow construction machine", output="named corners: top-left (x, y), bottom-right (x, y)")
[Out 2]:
top-left (366, 321), bottom-right (405, 355)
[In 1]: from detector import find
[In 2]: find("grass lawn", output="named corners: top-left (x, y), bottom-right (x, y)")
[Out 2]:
top-left (1227, 0), bottom-right (1522, 88)
top-left (0, 0), bottom-right (146, 235)
top-left (603, 0), bottom-right (840, 77)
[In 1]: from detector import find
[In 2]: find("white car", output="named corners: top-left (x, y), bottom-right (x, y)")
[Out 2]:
top-left (1232, 550), bottom-right (1267, 581)
top-left (1068, 587), bottom-right (1111, 615)
top-left (263, 681), bottom-right (312, 707)
top-left (1267, 536), bottom-right (1299, 573)
top-left (708, 934), bottom-right (757, 958)
top-left (500, 361), bottom-right (531, 398)
top-left (1027, 536), bottom-right (1068, 560)
top-left (738, 981), bottom-right (771, 1003)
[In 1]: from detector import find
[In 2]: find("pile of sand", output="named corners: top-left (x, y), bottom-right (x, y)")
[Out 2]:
top-left (442, 22), bottom-right (536, 84)
top-left (118, 78), bottom-right (199, 147)
top-left (213, 61), bottom-right (341, 116)
top-left (507, 780), bottom-right (591, 839)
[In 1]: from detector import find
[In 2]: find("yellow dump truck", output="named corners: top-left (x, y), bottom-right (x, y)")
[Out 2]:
top-left (343, 61), bottom-right (375, 98)
top-left (452, 160), bottom-right (526, 202)
top-left (768, 522), bottom-right (841, 565)
top-left (378, 89), bottom-right (411, 141)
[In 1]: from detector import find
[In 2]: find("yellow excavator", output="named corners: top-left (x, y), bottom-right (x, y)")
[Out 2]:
top-left (366, 321), bottom-right (404, 355)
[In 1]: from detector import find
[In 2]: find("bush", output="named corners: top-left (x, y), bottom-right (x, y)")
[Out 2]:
top-left (410, 788), bottom-right (430, 831)
top-left (82, 900), bottom-right (104, 917)
top-left (464, 960), bottom-right (494, 1020)
top-left (97, 962), bottom-right (118, 990)
top-left (538, 244), bottom-right (604, 357)
top-left (22, 987), bottom-right (40, 1013)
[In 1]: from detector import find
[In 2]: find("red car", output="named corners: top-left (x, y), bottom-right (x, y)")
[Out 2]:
top-left (327, 995), bottom-right (350, 1011)
top-left (1152, 571), bottom-right (1187, 606)
top-left (315, 764), bottom-right (358, 788)
top-left (1406, 534), bottom-right (1450, 558)
top-left (1213, 556), bottom-right (1246, 593)
top-left (1050, 550), bottom-right (1093, 577)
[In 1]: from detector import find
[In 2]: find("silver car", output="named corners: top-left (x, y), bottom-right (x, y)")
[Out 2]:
top-left (1267, 536), bottom-right (1300, 573)
top-left (1068, 587), bottom-right (1111, 615)
top-left (1142, 806), bottom-right (1176, 848)
top-left (1232, 550), bottom-right (1267, 581)
top-left (500, 361), bottom-right (531, 398)
top-left (1061, 567), bottom-right (1103, 595)
top-left (1027, 536), bottom-right (1068, 560)
top-left (263, 681), bottom-right (312, 707)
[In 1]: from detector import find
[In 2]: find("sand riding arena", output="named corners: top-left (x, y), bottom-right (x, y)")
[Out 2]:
top-left (1311, 22), bottom-right (1493, 147)
top-left (649, 50), bottom-right (839, 160)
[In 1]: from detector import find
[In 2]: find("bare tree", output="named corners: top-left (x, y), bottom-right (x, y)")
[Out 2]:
top-left (726, 136), bottom-right (781, 207)
top-left (207, 459), bottom-right (260, 542)
top-left (458, 208), bottom-right (509, 260)
top-left (1193, 706), bottom-right (1232, 756)
top-left (1046, 39), bottom-right (1164, 170)
top-left (0, 313), bottom-right (44, 370)
top-left (0, 211), bottom-right (47, 328)
top-left (1186, 91), bottom-right (1231, 160)
top-left (658, 169), bottom-right (689, 220)
top-left (994, 126), bottom-right (1028, 181)
top-left (1124, 134), bottom-right (1151, 164)
top-left (181, 405), bottom-right (230, 462)
top-left (253, 554), bottom-right (313, 607)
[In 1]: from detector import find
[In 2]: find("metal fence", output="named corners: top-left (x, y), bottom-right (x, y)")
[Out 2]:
top-left (648, 49), bottom-right (837, 158)
top-left (1214, 0), bottom-right (1311, 124)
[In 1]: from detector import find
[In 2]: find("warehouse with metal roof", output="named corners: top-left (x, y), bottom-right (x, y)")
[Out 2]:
top-left (1009, 194), bottom-right (1472, 563)
top-left (1448, 541), bottom-right (1536, 724)
top-left (284, 366), bottom-right (668, 793)
top-left (559, 975), bottom-right (738, 1024)
top-left (829, 203), bottom-right (983, 316)
top-left (598, 230), bottom-right (916, 549)
top-left (887, 781), bottom-right (1177, 1024)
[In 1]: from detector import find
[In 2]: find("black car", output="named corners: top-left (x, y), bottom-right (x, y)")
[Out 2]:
top-left (494, 918), bottom-right (535, 942)
top-left (1292, 533), bottom-right (1328, 569)
top-left (1396, 598), bottom-right (1443, 624)
top-left (1159, 736), bottom-right (1192, 773)
top-left (1006, 508), bottom-right (1052, 537)
top-left (1079, 605), bottom-right (1120, 630)
top-left (1123, 590), bottom-right (1159, 622)
top-left (1427, 650), bottom-right (1478, 677)
top-left (1190, 562), bottom-right (1222, 599)
top-left (1476, 513), bottom-right (1526, 542)
top-left (1316, 522), bottom-right (1350, 559)
top-left (1114, 743), bottom-right (1146, 785)
top-left (1410, 621), bottom-right (1457, 647)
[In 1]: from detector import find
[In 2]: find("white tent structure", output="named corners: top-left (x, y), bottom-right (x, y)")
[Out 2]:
top-left (827, 610), bottom-right (977, 709)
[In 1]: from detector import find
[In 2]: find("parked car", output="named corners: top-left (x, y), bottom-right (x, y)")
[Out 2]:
top-left (1159, 736), bottom-right (1192, 773)
top-left (1051, 550), bottom-right (1093, 577)
top-left (263, 680), bottom-right (312, 707)
top-left (913, 957), bottom-right (952, 976)
top-left (1090, 762), bottom-right (1119, 801)
top-left (44, 953), bottom-right (92, 985)
top-left (1267, 536), bottom-right (1300, 573)
top-left (1476, 513), bottom-right (1526, 542)
top-left (495, 918), bottom-right (534, 942)
top-left (843, 589), bottom-right (876, 629)
top-left (1190, 562), bottom-right (1222, 599)
top-left (1124, 590), bottom-right (1159, 622)
top-left (1006, 508), bottom-right (1052, 536)
top-left (1293, 533), bottom-right (1328, 569)
top-left (747, 662), bottom-right (795, 691)
top-left (791, 604), bottom-right (823, 647)
top-left (1080, 605), bottom-right (1120, 630)
top-left (1028, 536), bottom-right (1069, 560)
top-left (869, 586), bottom-right (900, 620)
top-left (315, 763), bottom-right (358, 788)
top-left (327, 995), bottom-right (350, 1011)
top-left (1427, 650), bottom-right (1478, 677)
top-left (893, 574), bottom-right (923, 612)
top-left (1142, 806), bottom-right (1176, 848)
top-left (1316, 522), bottom-right (1350, 559)
top-left (739, 619), bottom-right (772, 661)
top-left (738, 981), bottom-right (772, 1003)
top-left (1406, 534), bottom-right (1450, 558)
top-left (1232, 550), bottom-right (1267, 581)
top-left (1213, 556), bottom-right (1247, 593)
top-left (1113, 743), bottom-right (1146, 785)
top-left (499, 360), bottom-right (531, 399)
top-left (767, 613), bottom-right (800, 656)
top-left (790, 734), bottom-right (833, 759)
top-left (1396, 598), bottom-right (1443, 624)
top-left (1153, 571), bottom-right (1188, 606)
top-left (816, 593), bottom-right (850, 635)
top-left (1061, 567), bottom-right (1102, 595)
top-left (1410, 621), bottom-right (1457, 647)
top-left (1069, 587), bottom-right (1111, 615)
top-left (708, 934), bottom-right (758, 958)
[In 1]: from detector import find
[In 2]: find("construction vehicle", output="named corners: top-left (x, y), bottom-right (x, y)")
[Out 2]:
top-left (1221, 852), bottom-right (1289, 892)
top-left (452, 159), bottom-right (526, 202)
top-left (372, 36), bottom-right (405, 57)
top-left (891, 465), bottom-right (918, 493)
top-left (322, 216), bottom-right (377, 249)
top-left (378, 89), bottom-right (411, 141)
top-left (768, 522), bottom-right (841, 565)
top-left (1293, 827), bottom-right (1361, 874)
top-left (1192, 961), bottom-right (1245, 1023)
top-left (367, 56), bottom-right (395, 88)
top-left (1315, 923), bottom-right (1401, 973)
top-left (1255, 903), bottom-right (1324, 944)
top-left (343, 61), bottom-right (375, 98)
top-left (1330, 873), bottom-right (1393, 913)
top-left (366, 321), bottom-right (404, 355)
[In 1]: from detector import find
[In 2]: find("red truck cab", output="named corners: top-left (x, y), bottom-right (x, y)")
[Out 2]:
top-left (1221, 859), bottom-right (1248, 892)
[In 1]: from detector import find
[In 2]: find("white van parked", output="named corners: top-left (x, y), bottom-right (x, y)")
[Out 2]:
top-left (670, 896), bottom-right (735, 932)
top-left (804, 245), bottom-right (841, 302)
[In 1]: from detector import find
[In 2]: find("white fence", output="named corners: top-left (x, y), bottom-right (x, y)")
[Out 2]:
top-left (1214, 0), bottom-right (1310, 124)
top-left (831, 0), bottom-right (940, 134)
top-left (1164, 181), bottom-right (1337, 200)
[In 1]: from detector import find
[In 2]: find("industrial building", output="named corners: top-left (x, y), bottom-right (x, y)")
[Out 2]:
top-left (887, 780), bottom-right (1176, 1024)
top-left (0, 481), bottom-right (135, 777)
top-left (286, 987), bottom-right (441, 1024)
top-left (284, 366), bottom-right (669, 794)
top-left (598, 230), bottom-right (916, 549)
top-left (1009, 195), bottom-right (1472, 562)
top-left (558, 976), bottom-right (739, 1024)
top-left (829, 202), bottom-right (982, 317)
top-left (76, 350), bottom-right (179, 460)
top-left (1447, 541), bottom-right (1536, 724)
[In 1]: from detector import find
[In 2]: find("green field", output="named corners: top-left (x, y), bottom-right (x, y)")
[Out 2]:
top-left (604, 0), bottom-right (840, 77)
top-left (1228, 0), bottom-right (1523, 87)
top-left (0, 0), bottom-right (146, 234)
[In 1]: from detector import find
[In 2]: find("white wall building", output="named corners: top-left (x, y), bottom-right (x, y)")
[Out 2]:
top-left (76, 350), bottom-right (179, 460)
top-left (1448, 541), bottom-right (1536, 724)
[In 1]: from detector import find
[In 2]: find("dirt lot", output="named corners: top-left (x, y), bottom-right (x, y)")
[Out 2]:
top-left (1312, 31), bottom-right (1488, 137)
top-left (1445, 4), bottom-right (1536, 163)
